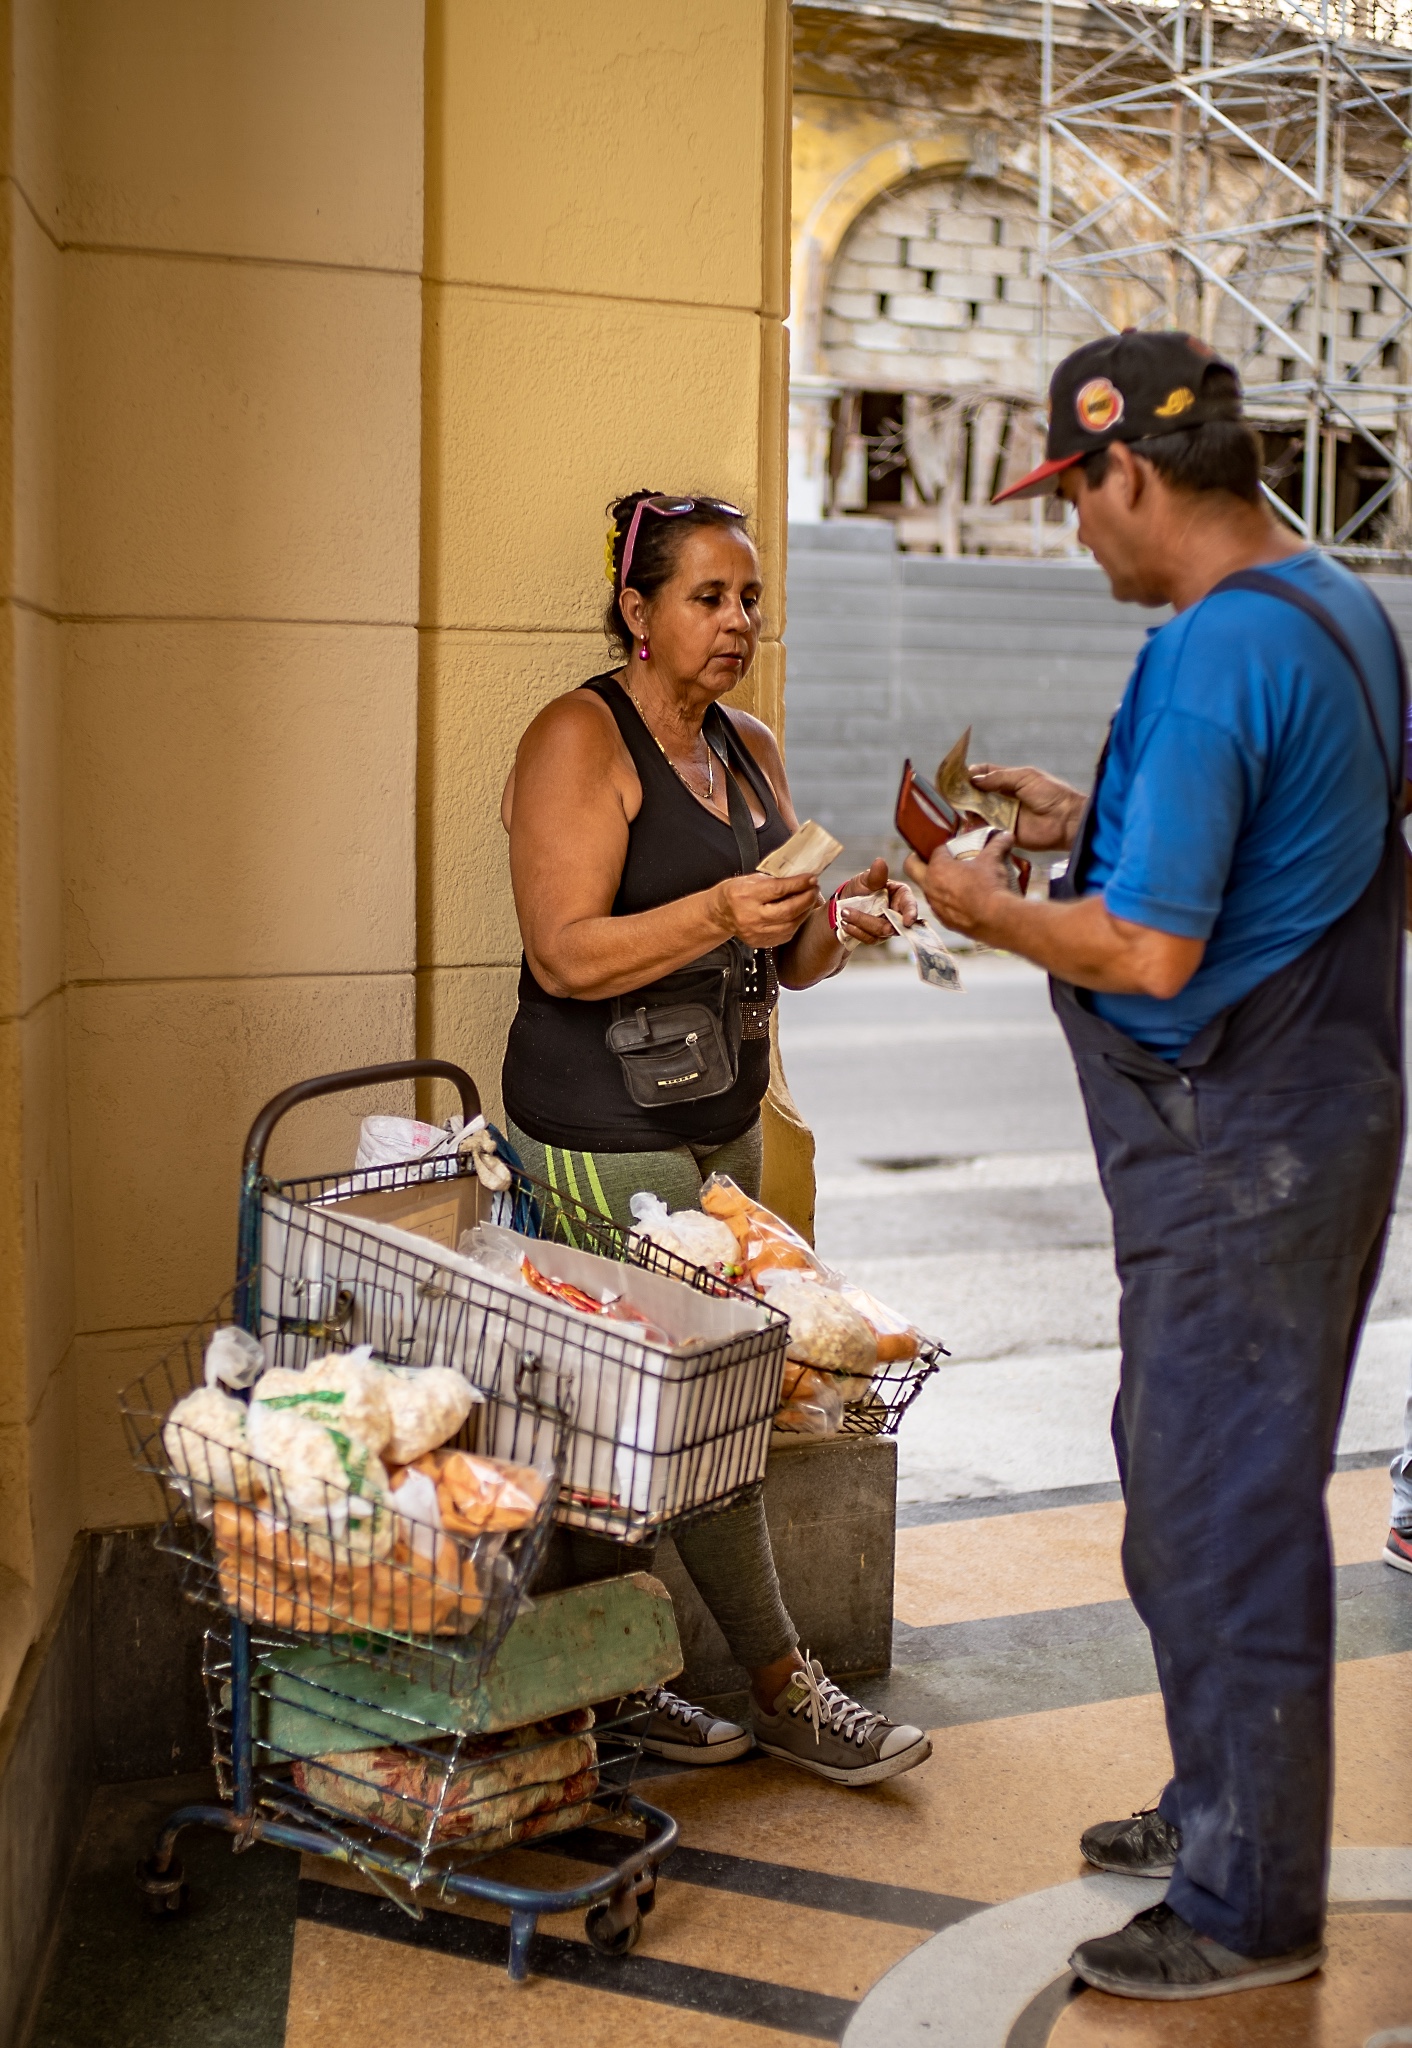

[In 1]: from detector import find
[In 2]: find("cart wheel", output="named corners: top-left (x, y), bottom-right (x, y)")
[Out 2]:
top-left (137, 1854), bottom-right (189, 1919)
top-left (585, 1897), bottom-right (642, 1956)
top-left (635, 1872), bottom-right (657, 1916)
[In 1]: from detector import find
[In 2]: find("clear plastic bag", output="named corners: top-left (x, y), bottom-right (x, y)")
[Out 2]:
top-left (628, 1192), bottom-right (742, 1277)
top-left (772, 1366), bottom-right (844, 1438)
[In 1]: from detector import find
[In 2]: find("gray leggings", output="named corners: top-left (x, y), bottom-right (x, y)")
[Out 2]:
top-left (507, 1113), bottom-right (797, 1676)
top-left (560, 1494), bottom-right (798, 1675)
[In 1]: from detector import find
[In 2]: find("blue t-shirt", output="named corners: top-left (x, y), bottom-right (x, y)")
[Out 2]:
top-left (1083, 550), bottom-right (1402, 1055)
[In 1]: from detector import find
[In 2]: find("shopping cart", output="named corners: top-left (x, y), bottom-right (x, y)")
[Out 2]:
top-left (121, 1058), bottom-right (795, 1973)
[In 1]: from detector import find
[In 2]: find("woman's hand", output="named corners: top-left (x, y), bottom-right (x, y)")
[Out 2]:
top-left (969, 763), bottom-right (1087, 853)
top-left (833, 857), bottom-right (918, 946)
top-left (712, 871), bottom-right (821, 948)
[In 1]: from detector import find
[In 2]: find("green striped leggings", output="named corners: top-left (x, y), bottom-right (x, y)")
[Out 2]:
top-left (503, 1117), bottom-right (764, 1234)
top-left (504, 1114), bottom-right (797, 1677)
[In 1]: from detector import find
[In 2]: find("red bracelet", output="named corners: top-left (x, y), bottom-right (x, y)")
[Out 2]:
top-left (827, 886), bottom-right (849, 939)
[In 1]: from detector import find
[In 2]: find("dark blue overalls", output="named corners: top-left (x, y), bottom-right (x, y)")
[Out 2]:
top-left (1051, 570), bottom-right (1406, 1958)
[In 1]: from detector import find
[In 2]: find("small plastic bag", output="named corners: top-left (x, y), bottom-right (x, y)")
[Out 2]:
top-left (628, 1191), bottom-right (742, 1276)
top-left (773, 1365), bottom-right (844, 1438)
top-left (699, 1174), bottom-right (826, 1286)
top-left (204, 1324), bottom-right (265, 1391)
top-left (355, 1115), bottom-right (463, 1171)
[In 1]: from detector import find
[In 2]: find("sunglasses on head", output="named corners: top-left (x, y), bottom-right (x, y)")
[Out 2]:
top-left (618, 494), bottom-right (746, 593)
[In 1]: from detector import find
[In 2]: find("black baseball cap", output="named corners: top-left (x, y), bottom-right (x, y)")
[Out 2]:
top-left (993, 331), bottom-right (1243, 503)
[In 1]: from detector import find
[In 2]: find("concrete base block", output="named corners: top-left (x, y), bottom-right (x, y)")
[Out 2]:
top-left (652, 1433), bottom-right (897, 1701)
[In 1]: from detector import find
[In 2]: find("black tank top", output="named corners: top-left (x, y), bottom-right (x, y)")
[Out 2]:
top-left (502, 673), bottom-right (791, 1151)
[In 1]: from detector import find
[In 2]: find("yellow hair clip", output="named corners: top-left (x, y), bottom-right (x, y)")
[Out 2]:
top-left (603, 524), bottom-right (618, 585)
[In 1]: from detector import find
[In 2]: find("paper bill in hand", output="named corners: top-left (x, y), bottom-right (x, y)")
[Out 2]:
top-left (885, 908), bottom-right (964, 992)
top-left (936, 728), bottom-right (1019, 836)
top-left (757, 819), bottom-right (844, 879)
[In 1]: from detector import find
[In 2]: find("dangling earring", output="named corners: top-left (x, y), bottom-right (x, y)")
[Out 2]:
top-left (638, 640), bottom-right (649, 661)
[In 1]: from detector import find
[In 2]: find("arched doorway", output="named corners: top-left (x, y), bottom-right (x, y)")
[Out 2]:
top-left (816, 170), bottom-right (1095, 553)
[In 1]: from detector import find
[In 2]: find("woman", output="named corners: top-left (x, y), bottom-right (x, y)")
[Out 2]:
top-left (499, 489), bottom-right (928, 1787)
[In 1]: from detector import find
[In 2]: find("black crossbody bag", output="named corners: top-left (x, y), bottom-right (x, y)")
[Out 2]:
top-left (604, 711), bottom-right (766, 1108)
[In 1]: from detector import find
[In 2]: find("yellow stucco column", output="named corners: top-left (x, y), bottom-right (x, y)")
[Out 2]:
top-left (417, 0), bottom-right (812, 1232)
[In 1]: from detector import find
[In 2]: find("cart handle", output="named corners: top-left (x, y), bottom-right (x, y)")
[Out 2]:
top-left (241, 1060), bottom-right (482, 1179)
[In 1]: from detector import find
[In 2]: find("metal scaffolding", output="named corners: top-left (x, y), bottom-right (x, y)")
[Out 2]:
top-left (1038, 0), bottom-right (1412, 559)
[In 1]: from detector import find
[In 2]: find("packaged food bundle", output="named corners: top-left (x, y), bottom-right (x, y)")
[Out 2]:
top-left (627, 1192), bottom-right (742, 1278)
top-left (212, 1497), bottom-right (491, 1636)
top-left (514, 1253), bottom-right (675, 1349)
top-left (164, 1386), bottom-right (261, 1503)
top-left (292, 1709), bottom-right (598, 1847)
top-left (384, 1366), bottom-right (478, 1466)
top-left (249, 1351), bottom-right (394, 1458)
top-left (699, 1175), bottom-right (927, 1433)
top-left (773, 1362), bottom-right (845, 1438)
top-left (170, 1328), bottom-right (532, 1636)
top-left (760, 1276), bottom-right (876, 1401)
top-left (397, 1448), bottom-right (548, 1538)
top-left (246, 1404), bottom-right (392, 1559)
top-left (700, 1176), bottom-right (823, 1287)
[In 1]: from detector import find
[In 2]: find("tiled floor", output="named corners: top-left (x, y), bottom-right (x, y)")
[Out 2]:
top-left (28, 1466), bottom-right (1412, 2048)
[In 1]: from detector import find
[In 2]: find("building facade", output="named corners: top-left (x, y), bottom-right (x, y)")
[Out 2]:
top-left (790, 0), bottom-right (1412, 557)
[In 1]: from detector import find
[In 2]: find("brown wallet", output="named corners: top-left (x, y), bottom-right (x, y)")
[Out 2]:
top-left (894, 759), bottom-right (1031, 894)
top-left (895, 760), bottom-right (962, 861)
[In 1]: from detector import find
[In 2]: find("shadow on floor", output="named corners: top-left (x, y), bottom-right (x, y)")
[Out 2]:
top-left (25, 1770), bottom-right (299, 2048)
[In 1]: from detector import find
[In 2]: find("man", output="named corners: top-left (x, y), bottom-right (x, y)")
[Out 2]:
top-left (909, 331), bottom-right (1405, 2001)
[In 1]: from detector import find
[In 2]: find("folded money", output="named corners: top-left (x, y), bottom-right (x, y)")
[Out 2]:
top-left (757, 819), bottom-right (844, 878)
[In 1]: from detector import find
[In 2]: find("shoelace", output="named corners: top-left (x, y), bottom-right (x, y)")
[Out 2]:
top-left (788, 1658), bottom-right (884, 1748)
top-left (648, 1687), bottom-right (701, 1728)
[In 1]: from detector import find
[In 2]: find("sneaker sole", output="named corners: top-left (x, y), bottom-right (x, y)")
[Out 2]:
top-left (640, 1731), bottom-right (754, 1766)
top-left (1072, 1945), bottom-right (1325, 2001)
top-left (754, 1734), bottom-right (932, 1787)
top-left (1383, 1543), bottom-right (1412, 1575)
top-left (1080, 1850), bottom-right (1175, 1878)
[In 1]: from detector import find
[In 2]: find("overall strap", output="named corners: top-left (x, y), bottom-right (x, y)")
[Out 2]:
top-left (1209, 568), bottom-right (1405, 812)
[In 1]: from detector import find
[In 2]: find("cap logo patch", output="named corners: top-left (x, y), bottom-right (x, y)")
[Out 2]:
top-left (1154, 386), bottom-right (1195, 419)
top-left (1075, 377), bottom-right (1124, 433)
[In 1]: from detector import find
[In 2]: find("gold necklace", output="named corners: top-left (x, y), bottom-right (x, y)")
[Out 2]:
top-left (624, 678), bottom-right (715, 803)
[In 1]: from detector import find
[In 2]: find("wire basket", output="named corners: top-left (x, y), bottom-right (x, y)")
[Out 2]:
top-left (119, 1294), bottom-right (566, 1696)
top-left (493, 1159), bottom-right (946, 1440)
top-left (201, 1625), bottom-right (649, 1904)
top-left (248, 1151), bottom-right (791, 1545)
top-left (836, 1340), bottom-right (945, 1438)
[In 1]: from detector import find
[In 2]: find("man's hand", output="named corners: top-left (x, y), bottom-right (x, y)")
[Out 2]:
top-left (905, 838), bottom-right (1205, 998)
top-left (969, 763), bottom-right (1087, 854)
top-left (904, 835), bottom-right (1015, 938)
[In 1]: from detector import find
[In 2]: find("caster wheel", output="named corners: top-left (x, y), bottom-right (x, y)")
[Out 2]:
top-left (585, 1900), bottom-right (642, 1956)
top-left (137, 1855), bottom-right (189, 1919)
top-left (635, 1877), bottom-right (657, 1916)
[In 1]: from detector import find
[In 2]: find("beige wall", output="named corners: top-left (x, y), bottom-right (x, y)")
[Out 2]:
top-left (0, 0), bottom-right (427, 1686)
top-left (0, 0), bottom-right (795, 1721)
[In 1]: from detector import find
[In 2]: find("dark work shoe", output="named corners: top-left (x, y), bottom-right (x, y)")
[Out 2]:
top-left (1080, 1807), bottom-right (1180, 1877)
top-left (1071, 1901), bottom-right (1325, 2001)
top-left (1384, 1526), bottom-right (1412, 1574)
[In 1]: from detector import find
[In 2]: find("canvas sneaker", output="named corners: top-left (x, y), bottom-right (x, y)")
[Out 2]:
top-left (1070, 1900), bottom-right (1325, 2001)
top-left (638, 1687), bottom-right (752, 1765)
top-left (752, 1656), bottom-right (931, 1786)
top-left (1383, 1525), bottom-right (1412, 1575)
top-left (1080, 1807), bottom-right (1180, 1877)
